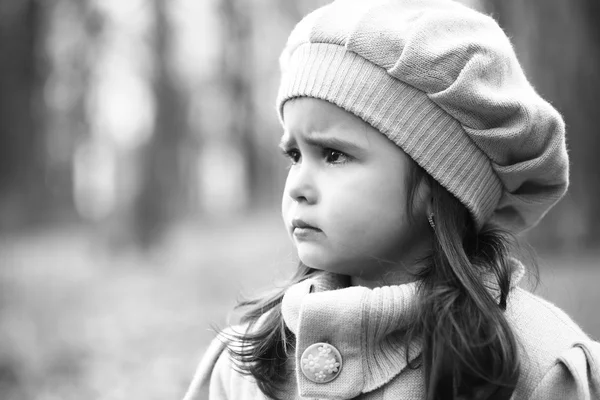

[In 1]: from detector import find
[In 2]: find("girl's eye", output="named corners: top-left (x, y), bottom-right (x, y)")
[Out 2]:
top-left (282, 148), bottom-right (301, 164)
top-left (324, 148), bottom-right (349, 164)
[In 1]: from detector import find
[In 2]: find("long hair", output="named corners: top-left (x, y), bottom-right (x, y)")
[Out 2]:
top-left (224, 161), bottom-right (525, 400)
top-left (406, 164), bottom-right (522, 399)
top-left (223, 263), bottom-right (316, 399)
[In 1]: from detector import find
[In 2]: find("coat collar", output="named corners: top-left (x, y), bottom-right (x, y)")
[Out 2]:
top-left (281, 271), bottom-right (422, 398)
top-left (281, 259), bottom-right (525, 399)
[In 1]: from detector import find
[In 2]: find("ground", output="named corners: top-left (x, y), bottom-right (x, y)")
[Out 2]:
top-left (0, 212), bottom-right (598, 400)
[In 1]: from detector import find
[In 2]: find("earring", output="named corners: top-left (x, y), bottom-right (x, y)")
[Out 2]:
top-left (427, 214), bottom-right (436, 230)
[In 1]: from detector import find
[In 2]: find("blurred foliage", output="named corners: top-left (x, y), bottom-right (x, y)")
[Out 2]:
top-left (0, 0), bottom-right (330, 249)
top-left (0, 0), bottom-right (598, 249)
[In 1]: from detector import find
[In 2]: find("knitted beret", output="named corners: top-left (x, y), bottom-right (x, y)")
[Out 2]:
top-left (276, 0), bottom-right (569, 233)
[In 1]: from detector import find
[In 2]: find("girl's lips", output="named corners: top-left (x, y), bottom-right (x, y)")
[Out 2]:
top-left (291, 218), bottom-right (321, 231)
top-left (291, 218), bottom-right (322, 240)
top-left (293, 226), bottom-right (323, 240)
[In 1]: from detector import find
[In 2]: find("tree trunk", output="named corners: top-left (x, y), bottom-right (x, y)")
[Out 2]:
top-left (133, 0), bottom-right (188, 248)
top-left (0, 0), bottom-right (46, 229)
top-left (219, 0), bottom-right (263, 206)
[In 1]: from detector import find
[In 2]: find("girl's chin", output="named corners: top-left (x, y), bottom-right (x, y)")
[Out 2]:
top-left (297, 251), bottom-right (355, 275)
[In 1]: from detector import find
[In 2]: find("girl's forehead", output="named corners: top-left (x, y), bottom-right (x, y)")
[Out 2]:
top-left (282, 98), bottom-right (372, 139)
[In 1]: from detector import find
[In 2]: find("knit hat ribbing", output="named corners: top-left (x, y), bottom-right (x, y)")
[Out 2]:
top-left (276, 0), bottom-right (569, 233)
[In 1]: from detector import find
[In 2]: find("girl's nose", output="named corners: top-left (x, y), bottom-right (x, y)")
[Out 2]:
top-left (286, 164), bottom-right (318, 204)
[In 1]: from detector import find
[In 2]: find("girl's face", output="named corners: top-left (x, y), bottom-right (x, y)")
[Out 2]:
top-left (281, 98), bottom-right (431, 285)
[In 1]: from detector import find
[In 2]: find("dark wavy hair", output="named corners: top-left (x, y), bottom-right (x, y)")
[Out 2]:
top-left (223, 160), bottom-right (530, 400)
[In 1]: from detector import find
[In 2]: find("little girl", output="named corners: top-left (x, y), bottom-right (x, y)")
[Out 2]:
top-left (184, 0), bottom-right (600, 399)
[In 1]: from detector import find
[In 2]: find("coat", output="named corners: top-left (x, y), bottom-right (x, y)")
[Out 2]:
top-left (183, 261), bottom-right (600, 399)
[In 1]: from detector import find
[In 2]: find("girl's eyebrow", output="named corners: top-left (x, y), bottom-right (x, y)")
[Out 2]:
top-left (279, 132), bottom-right (365, 153)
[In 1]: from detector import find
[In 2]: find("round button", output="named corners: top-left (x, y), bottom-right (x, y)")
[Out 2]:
top-left (300, 342), bottom-right (343, 383)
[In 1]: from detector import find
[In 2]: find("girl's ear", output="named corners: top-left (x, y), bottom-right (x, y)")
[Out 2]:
top-left (415, 177), bottom-right (432, 215)
top-left (409, 175), bottom-right (433, 230)
top-left (426, 196), bottom-right (433, 218)
top-left (426, 196), bottom-right (435, 231)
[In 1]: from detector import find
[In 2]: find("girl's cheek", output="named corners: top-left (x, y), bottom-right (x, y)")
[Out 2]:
top-left (326, 198), bottom-right (367, 234)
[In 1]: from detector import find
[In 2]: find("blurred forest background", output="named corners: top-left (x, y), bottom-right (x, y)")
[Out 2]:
top-left (0, 0), bottom-right (599, 399)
